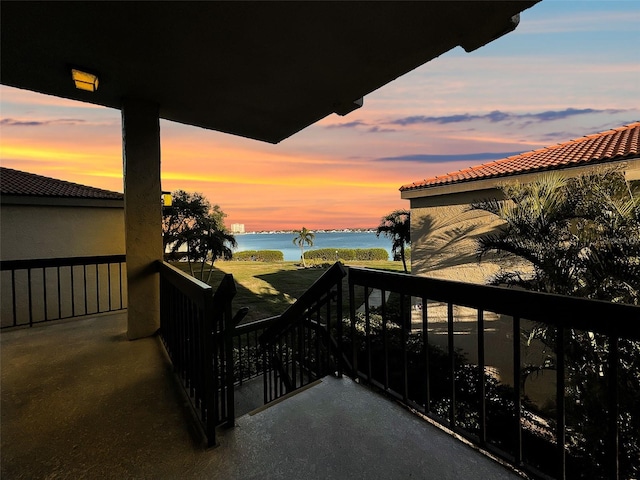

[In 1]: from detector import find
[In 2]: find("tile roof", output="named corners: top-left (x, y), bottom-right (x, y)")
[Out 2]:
top-left (400, 122), bottom-right (640, 192)
top-left (0, 167), bottom-right (123, 200)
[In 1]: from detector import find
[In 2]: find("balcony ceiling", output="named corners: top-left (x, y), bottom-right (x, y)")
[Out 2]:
top-left (1, 1), bottom-right (537, 144)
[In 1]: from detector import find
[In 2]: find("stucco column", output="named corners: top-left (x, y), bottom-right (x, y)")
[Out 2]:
top-left (122, 99), bottom-right (163, 339)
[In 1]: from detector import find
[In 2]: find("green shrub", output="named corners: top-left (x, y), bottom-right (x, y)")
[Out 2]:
top-left (231, 250), bottom-right (284, 262)
top-left (305, 248), bottom-right (388, 261)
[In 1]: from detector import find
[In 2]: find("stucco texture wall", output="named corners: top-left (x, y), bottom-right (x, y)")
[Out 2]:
top-left (0, 204), bottom-right (125, 261)
top-left (410, 189), bottom-right (528, 284)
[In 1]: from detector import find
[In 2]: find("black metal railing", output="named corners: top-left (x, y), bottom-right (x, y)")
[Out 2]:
top-left (158, 261), bottom-right (239, 448)
top-left (259, 262), bottom-right (347, 403)
top-left (1, 255), bottom-right (127, 329)
top-left (232, 315), bottom-right (278, 386)
top-left (345, 267), bottom-right (640, 480)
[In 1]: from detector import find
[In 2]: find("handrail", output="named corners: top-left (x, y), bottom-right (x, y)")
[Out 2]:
top-left (258, 262), bottom-right (347, 404)
top-left (158, 261), bottom-right (239, 447)
top-left (1, 254), bottom-right (126, 271)
top-left (260, 262), bottom-right (347, 345)
top-left (157, 261), bottom-right (213, 309)
top-left (234, 315), bottom-right (280, 335)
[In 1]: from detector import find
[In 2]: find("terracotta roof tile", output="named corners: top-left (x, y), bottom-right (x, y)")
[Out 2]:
top-left (0, 167), bottom-right (123, 200)
top-left (400, 122), bottom-right (640, 192)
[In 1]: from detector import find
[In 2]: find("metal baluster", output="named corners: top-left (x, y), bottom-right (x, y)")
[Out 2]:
top-left (336, 278), bottom-right (344, 378)
top-left (108, 263), bottom-right (112, 311)
top-left (57, 266), bottom-right (62, 319)
top-left (556, 327), bottom-right (566, 480)
top-left (401, 293), bottom-right (408, 403)
top-left (608, 334), bottom-right (619, 480)
top-left (11, 270), bottom-right (17, 327)
top-left (27, 268), bottom-right (33, 326)
top-left (83, 264), bottom-right (88, 315)
top-left (119, 262), bottom-right (123, 309)
top-left (71, 266), bottom-right (76, 317)
top-left (382, 290), bottom-right (389, 391)
top-left (349, 280), bottom-right (357, 376)
top-left (447, 303), bottom-right (455, 427)
top-left (365, 286), bottom-right (372, 383)
top-left (43, 267), bottom-right (48, 321)
top-left (478, 309), bottom-right (486, 446)
top-left (422, 295), bottom-right (429, 414)
top-left (95, 263), bottom-right (100, 313)
top-left (513, 316), bottom-right (522, 465)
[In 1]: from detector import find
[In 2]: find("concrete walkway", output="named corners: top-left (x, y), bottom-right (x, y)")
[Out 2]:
top-left (1, 313), bottom-right (525, 479)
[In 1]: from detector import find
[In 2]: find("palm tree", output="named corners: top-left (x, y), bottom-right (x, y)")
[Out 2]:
top-left (376, 209), bottom-right (411, 272)
top-left (163, 192), bottom-right (237, 280)
top-left (195, 214), bottom-right (237, 283)
top-left (292, 227), bottom-right (315, 267)
top-left (471, 170), bottom-right (640, 303)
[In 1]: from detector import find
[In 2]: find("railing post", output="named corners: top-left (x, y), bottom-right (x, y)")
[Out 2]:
top-left (513, 315), bottom-right (522, 466)
top-left (447, 302), bottom-right (455, 428)
top-left (202, 293), bottom-right (217, 448)
top-left (422, 295), bottom-right (429, 414)
top-left (477, 309), bottom-right (486, 446)
top-left (349, 277), bottom-right (358, 376)
top-left (608, 334), bottom-right (619, 480)
top-left (556, 327), bottom-right (566, 480)
top-left (224, 285), bottom-right (236, 428)
top-left (336, 277), bottom-right (344, 378)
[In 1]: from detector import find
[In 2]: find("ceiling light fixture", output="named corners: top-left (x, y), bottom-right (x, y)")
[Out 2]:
top-left (71, 68), bottom-right (99, 92)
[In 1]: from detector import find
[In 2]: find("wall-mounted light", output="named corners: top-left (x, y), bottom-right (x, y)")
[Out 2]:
top-left (71, 68), bottom-right (99, 92)
top-left (161, 191), bottom-right (172, 207)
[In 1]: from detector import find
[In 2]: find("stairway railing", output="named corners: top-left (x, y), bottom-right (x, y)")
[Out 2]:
top-left (158, 261), bottom-right (242, 447)
top-left (258, 262), bottom-right (347, 403)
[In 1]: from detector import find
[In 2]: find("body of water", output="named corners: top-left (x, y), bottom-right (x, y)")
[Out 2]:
top-left (233, 231), bottom-right (392, 261)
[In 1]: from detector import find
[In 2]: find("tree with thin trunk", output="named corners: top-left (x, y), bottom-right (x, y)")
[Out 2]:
top-left (162, 190), bottom-right (236, 280)
top-left (292, 227), bottom-right (315, 267)
top-left (376, 209), bottom-right (411, 272)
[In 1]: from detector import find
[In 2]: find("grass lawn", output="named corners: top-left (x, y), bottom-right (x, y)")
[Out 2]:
top-left (173, 260), bottom-right (405, 323)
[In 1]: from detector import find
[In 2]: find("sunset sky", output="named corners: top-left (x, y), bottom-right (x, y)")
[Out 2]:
top-left (1, 1), bottom-right (639, 231)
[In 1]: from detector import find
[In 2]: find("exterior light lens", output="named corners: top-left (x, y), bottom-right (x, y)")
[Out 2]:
top-left (71, 69), bottom-right (99, 92)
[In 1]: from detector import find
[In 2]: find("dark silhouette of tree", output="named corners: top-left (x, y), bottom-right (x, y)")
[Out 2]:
top-left (292, 227), bottom-right (315, 267)
top-left (162, 190), bottom-right (236, 280)
top-left (472, 171), bottom-right (639, 303)
top-left (376, 209), bottom-right (411, 272)
top-left (162, 190), bottom-right (210, 257)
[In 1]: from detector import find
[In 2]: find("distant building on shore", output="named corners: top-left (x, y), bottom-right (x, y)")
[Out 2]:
top-left (231, 223), bottom-right (245, 234)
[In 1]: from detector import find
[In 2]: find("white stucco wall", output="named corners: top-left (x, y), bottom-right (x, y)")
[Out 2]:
top-left (0, 202), bottom-right (125, 261)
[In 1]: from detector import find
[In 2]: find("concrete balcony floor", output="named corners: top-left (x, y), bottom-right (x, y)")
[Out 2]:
top-left (1, 313), bottom-right (525, 479)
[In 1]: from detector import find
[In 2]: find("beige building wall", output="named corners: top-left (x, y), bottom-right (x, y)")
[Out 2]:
top-left (0, 199), bottom-right (126, 327)
top-left (0, 202), bottom-right (125, 261)
top-left (406, 158), bottom-right (640, 284)
top-left (409, 188), bottom-right (522, 284)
